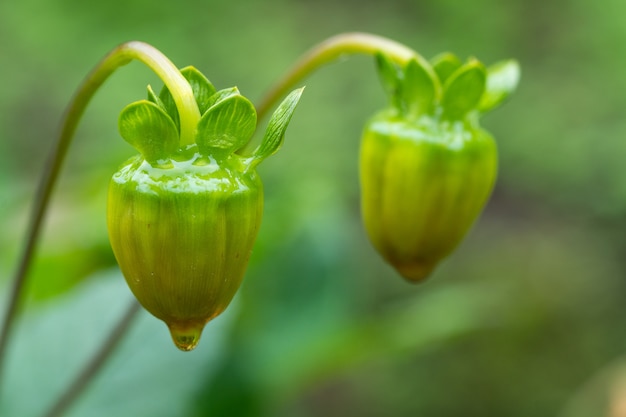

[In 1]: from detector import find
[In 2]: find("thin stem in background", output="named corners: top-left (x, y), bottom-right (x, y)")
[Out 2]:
top-left (42, 300), bottom-right (141, 417)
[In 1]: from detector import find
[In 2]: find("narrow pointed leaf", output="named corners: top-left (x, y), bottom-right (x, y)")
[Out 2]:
top-left (249, 87), bottom-right (304, 167)
top-left (442, 60), bottom-right (487, 120)
top-left (119, 100), bottom-right (179, 164)
top-left (195, 93), bottom-right (257, 156)
top-left (401, 58), bottom-right (439, 118)
top-left (147, 84), bottom-right (168, 111)
top-left (478, 60), bottom-right (521, 112)
top-left (147, 85), bottom-right (160, 105)
top-left (431, 52), bottom-right (462, 84)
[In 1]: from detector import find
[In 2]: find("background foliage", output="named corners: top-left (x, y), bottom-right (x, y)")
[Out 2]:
top-left (1, 0), bottom-right (626, 416)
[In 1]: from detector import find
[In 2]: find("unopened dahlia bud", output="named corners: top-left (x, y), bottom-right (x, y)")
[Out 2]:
top-left (360, 53), bottom-right (519, 282)
top-left (108, 66), bottom-right (303, 350)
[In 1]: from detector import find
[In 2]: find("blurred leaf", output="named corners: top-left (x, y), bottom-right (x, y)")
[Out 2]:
top-left (478, 59), bottom-right (521, 112)
top-left (375, 53), bottom-right (402, 108)
top-left (442, 60), bottom-right (486, 119)
top-left (401, 58), bottom-right (439, 118)
top-left (0, 269), bottom-right (236, 417)
top-left (431, 52), bottom-right (462, 84)
top-left (245, 280), bottom-right (510, 398)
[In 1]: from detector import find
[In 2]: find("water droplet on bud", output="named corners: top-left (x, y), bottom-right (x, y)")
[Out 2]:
top-left (167, 322), bottom-right (205, 351)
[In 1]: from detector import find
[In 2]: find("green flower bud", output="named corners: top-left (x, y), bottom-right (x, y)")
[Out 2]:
top-left (108, 155), bottom-right (262, 351)
top-left (360, 53), bottom-right (519, 283)
top-left (107, 67), bottom-right (303, 350)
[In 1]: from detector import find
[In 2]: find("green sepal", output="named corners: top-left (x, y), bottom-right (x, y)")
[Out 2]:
top-left (180, 66), bottom-right (217, 114)
top-left (441, 60), bottom-right (487, 120)
top-left (431, 52), bottom-right (462, 84)
top-left (248, 87), bottom-right (304, 169)
top-left (401, 57), bottom-right (440, 118)
top-left (478, 60), bottom-right (521, 112)
top-left (159, 66), bottom-right (217, 131)
top-left (118, 100), bottom-right (179, 166)
top-left (205, 87), bottom-right (239, 110)
top-left (147, 85), bottom-right (165, 108)
top-left (195, 89), bottom-right (257, 157)
top-left (375, 53), bottom-right (402, 108)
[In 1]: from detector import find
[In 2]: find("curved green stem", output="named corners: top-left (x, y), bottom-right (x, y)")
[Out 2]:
top-left (120, 42), bottom-right (201, 146)
top-left (256, 32), bottom-right (419, 120)
top-left (0, 41), bottom-right (198, 392)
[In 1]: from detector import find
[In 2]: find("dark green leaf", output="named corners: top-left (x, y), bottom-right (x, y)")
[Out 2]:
top-left (401, 57), bottom-right (439, 118)
top-left (195, 92), bottom-right (257, 156)
top-left (249, 87), bottom-right (304, 169)
top-left (431, 52), bottom-right (462, 84)
top-left (478, 60), bottom-right (521, 112)
top-left (118, 100), bottom-right (179, 164)
top-left (442, 60), bottom-right (487, 120)
top-left (179, 66), bottom-right (216, 114)
top-left (158, 83), bottom-right (180, 133)
top-left (375, 53), bottom-right (402, 107)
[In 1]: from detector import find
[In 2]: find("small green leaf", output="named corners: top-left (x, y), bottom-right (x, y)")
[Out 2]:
top-left (147, 84), bottom-right (167, 109)
top-left (158, 84), bottom-right (181, 133)
top-left (206, 87), bottom-right (240, 110)
top-left (147, 85), bottom-right (158, 104)
top-left (431, 52), bottom-right (462, 84)
top-left (249, 87), bottom-right (304, 168)
top-left (478, 59), bottom-right (521, 112)
top-left (441, 60), bottom-right (487, 120)
top-left (179, 66), bottom-right (216, 114)
top-left (375, 53), bottom-right (402, 107)
top-left (158, 66), bottom-right (216, 131)
top-left (400, 57), bottom-right (440, 118)
top-left (195, 92), bottom-right (257, 156)
top-left (119, 100), bottom-right (179, 164)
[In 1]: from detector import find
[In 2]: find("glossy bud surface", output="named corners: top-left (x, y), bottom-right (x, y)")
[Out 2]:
top-left (108, 155), bottom-right (262, 350)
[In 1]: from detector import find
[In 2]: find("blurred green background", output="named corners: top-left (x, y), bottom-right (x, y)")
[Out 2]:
top-left (2, 0), bottom-right (626, 416)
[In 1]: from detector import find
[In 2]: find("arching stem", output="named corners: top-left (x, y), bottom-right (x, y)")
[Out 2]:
top-left (256, 32), bottom-right (419, 120)
top-left (0, 41), bottom-right (199, 391)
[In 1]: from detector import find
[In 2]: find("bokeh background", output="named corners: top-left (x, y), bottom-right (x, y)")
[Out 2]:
top-left (2, 0), bottom-right (626, 416)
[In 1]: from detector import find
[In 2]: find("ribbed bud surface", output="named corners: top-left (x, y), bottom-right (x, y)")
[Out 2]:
top-left (360, 114), bottom-right (497, 282)
top-left (108, 156), bottom-right (262, 350)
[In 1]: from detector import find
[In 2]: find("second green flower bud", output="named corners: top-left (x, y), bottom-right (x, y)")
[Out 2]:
top-left (361, 53), bottom-right (519, 282)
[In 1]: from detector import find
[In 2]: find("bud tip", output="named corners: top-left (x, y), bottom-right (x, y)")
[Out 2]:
top-left (394, 261), bottom-right (438, 283)
top-left (167, 321), bottom-right (206, 351)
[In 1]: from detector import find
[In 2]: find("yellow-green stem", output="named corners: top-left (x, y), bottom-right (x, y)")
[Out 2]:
top-left (256, 32), bottom-right (419, 120)
top-left (0, 41), bottom-right (198, 394)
